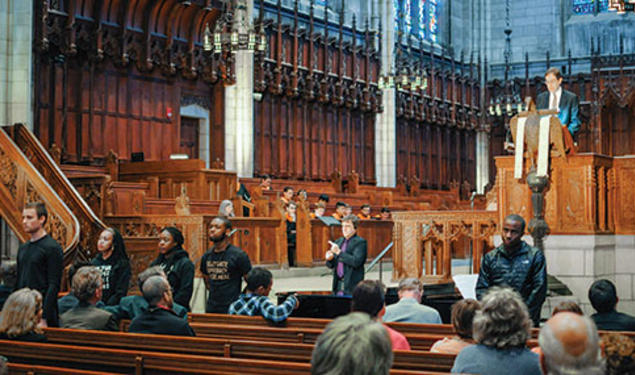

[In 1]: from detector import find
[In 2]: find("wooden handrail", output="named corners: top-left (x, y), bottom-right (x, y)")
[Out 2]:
top-left (0, 126), bottom-right (81, 261)
top-left (6, 124), bottom-right (106, 261)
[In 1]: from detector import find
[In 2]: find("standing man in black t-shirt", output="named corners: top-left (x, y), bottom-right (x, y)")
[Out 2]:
top-left (200, 217), bottom-right (252, 313)
top-left (16, 202), bottom-right (64, 327)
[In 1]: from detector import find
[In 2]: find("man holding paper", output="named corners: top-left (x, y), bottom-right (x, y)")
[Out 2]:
top-left (325, 215), bottom-right (367, 296)
top-left (536, 67), bottom-right (580, 143)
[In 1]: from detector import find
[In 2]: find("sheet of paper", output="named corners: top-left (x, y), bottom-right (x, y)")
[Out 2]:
top-left (537, 116), bottom-right (551, 177)
top-left (452, 274), bottom-right (479, 300)
top-left (514, 117), bottom-right (526, 179)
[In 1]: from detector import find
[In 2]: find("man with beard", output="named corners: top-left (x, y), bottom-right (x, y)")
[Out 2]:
top-left (16, 202), bottom-right (63, 327)
top-left (475, 214), bottom-right (547, 326)
top-left (200, 217), bottom-right (252, 313)
top-left (325, 215), bottom-right (367, 296)
top-left (128, 275), bottom-right (195, 336)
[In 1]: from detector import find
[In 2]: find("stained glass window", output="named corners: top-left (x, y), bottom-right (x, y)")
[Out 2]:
top-left (573, 0), bottom-right (610, 14)
top-left (394, 0), bottom-right (440, 43)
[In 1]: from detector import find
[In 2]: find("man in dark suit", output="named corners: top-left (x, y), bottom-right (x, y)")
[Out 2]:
top-left (128, 275), bottom-right (195, 336)
top-left (536, 67), bottom-right (581, 141)
top-left (325, 215), bottom-right (367, 295)
top-left (59, 266), bottom-right (118, 331)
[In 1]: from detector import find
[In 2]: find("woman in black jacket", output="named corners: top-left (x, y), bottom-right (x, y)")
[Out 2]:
top-left (92, 227), bottom-right (131, 305)
top-left (150, 227), bottom-right (194, 310)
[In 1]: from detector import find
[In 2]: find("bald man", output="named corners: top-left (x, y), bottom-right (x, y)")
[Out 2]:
top-left (538, 312), bottom-right (604, 375)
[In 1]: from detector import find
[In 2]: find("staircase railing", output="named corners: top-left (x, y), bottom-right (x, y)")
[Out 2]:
top-left (2, 124), bottom-right (105, 262)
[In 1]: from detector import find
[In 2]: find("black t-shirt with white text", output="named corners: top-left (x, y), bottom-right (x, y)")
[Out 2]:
top-left (199, 245), bottom-right (251, 313)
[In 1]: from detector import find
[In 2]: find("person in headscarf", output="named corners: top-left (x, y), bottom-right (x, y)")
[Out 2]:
top-left (91, 227), bottom-right (131, 305)
top-left (149, 227), bottom-right (194, 310)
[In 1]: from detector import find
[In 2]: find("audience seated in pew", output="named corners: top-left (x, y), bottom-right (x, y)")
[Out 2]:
top-left (343, 204), bottom-right (353, 217)
top-left (103, 266), bottom-right (188, 321)
top-left (229, 267), bottom-right (298, 323)
top-left (375, 207), bottom-right (391, 220)
top-left (588, 279), bottom-right (635, 331)
top-left (128, 275), bottom-right (195, 336)
top-left (0, 288), bottom-right (46, 342)
top-left (383, 278), bottom-right (442, 324)
top-left (310, 202), bottom-right (326, 219)
top-left (310, 312), bottom-right (393, 375)
top-left (150, 226), bottom-right (195, 311)
top-left (317, 194), bottom-right (329, 207)
top-left (332, 202), bottom-right (347, 221)
top-left (218, 199), bottom-right (235, 218)
top-left (357, 204), bottom-right (372, 220)
top-left (531, 300), bottom-right (584, 356)
top-left (352, 280), bottom-right (411, 351)
top-left (431, 298), bottom-right (480, 354)
top-left (451, 287), bottom-right (541, 375)
top-left (91, 227), bottom-right (131, 306)
top-left (602, 332), bottom-right (635, 374)
top-left (285, 201), bottom-right (297, 267)
top-left (58, 263), bottom-right (105, 315)
top-left (60, 266), bottom-right (118, 331)
top-left (538, 311), bottom-right (604, 375)
top-left (280, 186), bottom-right (294, 206)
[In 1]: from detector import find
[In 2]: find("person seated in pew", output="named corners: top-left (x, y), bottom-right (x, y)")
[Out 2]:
top-left (296, 189), bottom-right (308, 202)
top-left (588, 279), bottom-right (635, 331)
top-left (280, 186), bottom-right (294, 206)
top-left (343, 204), bottom-right (353, 217)
top-left (91, 227), bottom-right (131, 306)
top-left (128, 275), bottom-right (195, 336)
top-left (431, 298), bottom-right (480, 354)
top-left (374, 207), bottom-right (391, 220)
top-left (103, 266), bottom-right (188, 321)
top-left (150, 227), bottom-right (195, 311)
top-left (259, 175), bottom-right (272, 191)
top-left (332, 201), bottom-right (347, 221)
top-left (602, 332), bottom-right (635, 375)
top-left (531, 300), bottom-right (583, 356)
top-left (218, 199), bottom-right (235, 218)
top-left (311, 312), bottom-right (393, 375)
top-left (310, 202), bottom-right (326, 219)
top-left (357, 204), bottom-right (372, 220)
top-left (0, 262), bottom-right (17, 310)
top-left (538, 312), bottom-right (604, 375)
top-left (451, 287), bottom-right (541, 375)
top-left (60, 266), bottom-right (118, 331)
top-left (352, 280), bottom-right (411, 351)
top-left (317, 193), bottom-right (330, 207)
top-left (0, 288), bottom-right (47, 342)
top-left (228, 268), bottom-right (298, 323)
top-left (58, 262), bottom-right (106, 315)
top-left (200, 217), bottom-right (252, 314)
top-left (382, 278), bottom-right (442, 324)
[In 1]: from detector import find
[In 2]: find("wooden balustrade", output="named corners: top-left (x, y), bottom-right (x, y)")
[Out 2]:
top-left (392, 210), bottom-right (498, 282)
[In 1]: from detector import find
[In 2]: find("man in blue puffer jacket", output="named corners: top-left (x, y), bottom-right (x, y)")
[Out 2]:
top-left (476, 214), bottom-right (547, 326)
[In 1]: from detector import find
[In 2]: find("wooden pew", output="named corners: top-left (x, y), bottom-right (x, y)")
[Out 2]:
top-left (1, 340), bottom-right (311, 375)
top-left (7, 363), bottom-right (121, 375)
top-left (43, 328), bottom-right (456, 373)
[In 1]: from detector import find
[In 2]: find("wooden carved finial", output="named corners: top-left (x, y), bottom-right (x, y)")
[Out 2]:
top-left (175, 183), bottom-right (191, 216)
top-left (49, 143), bottom-right (62, 165)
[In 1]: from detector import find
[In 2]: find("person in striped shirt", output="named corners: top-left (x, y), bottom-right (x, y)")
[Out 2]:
top-left (228, 267), bottom-right (299, 323)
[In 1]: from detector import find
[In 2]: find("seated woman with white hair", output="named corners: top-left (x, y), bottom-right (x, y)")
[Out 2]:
top-left (451, 287), bottom-right (541, 375)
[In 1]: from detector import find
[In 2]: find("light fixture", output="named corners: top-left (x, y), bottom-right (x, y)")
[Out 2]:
top-left (202, 1), bottom-right (267, 54)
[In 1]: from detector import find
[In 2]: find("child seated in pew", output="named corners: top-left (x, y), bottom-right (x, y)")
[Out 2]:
top-left (228, 268), bottom-right (298, 323)
top-left (103, 266), bottom-right (188, 321)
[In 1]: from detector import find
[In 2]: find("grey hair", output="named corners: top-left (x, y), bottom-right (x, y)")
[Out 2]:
top-left (137, 265), bottom-right (166, 289)
top-left (311, 312), bottom-right (393, 375)
top-left (398, 278), bottom-right (422, 293)
top-left (539, 315), bottom-right (605, 375)
top-left (71, 266), bottom-right (102, 303)
top-left (473, 287), bottom-right (532, 349)
top-left (219, 200), bottom-right (235, 217)
top-left (142, 275), bottom-right (170, 306)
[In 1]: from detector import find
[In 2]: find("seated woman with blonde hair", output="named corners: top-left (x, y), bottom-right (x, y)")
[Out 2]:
top-left (0, 288), bottom-right (47, 342)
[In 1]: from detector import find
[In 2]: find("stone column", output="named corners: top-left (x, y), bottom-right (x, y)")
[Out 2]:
top-left (375, 0), bottom-right (396, 187)
top-left (475, 131), bottom-right (490, 193)
top-left (224, 0), bottom-right (254, 178)
top-left (0, 0), bottom-right (33, 128)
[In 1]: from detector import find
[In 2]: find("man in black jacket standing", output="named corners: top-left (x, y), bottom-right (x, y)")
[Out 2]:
top-left (325, 215), bottom-right (367, 296)
top-left (476, 214), bottom-right (547, 326)
top-left (16, 202), bottom-right (63, 327)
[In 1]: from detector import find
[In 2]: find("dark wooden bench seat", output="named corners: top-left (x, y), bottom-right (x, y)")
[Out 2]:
top-left (43, 328), bottom-right (457, 373)
top-left (7, 363), bottom-right (121, 375)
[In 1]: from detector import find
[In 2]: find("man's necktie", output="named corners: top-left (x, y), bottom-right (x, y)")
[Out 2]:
top-left (550, 94), bottom-right (557, 110)
top-left (336, 239), bottom-right (349, 278)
